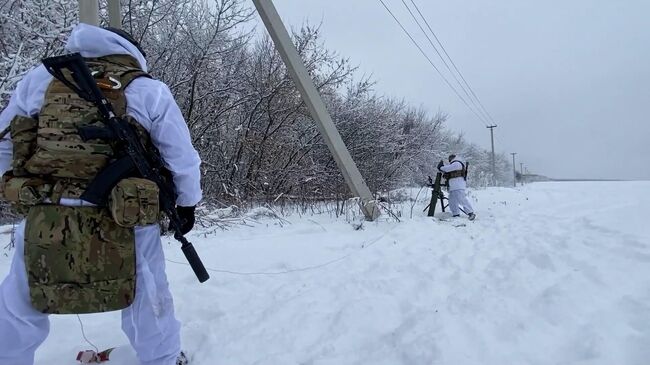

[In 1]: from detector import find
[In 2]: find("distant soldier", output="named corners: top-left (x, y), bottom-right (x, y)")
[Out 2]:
top-left (437, 154), bottom-right (476, 221)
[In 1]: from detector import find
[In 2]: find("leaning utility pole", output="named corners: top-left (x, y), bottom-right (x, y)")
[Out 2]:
top-left (511, 153), bottom-right (517, 187)
top-left (78, 0), bottom-right (99, 26)
top-left (78, 0), bottom-right (122, 28)
top-left (251, 0), bottom-right (379, 220)
top-left (487, 125), bottom-right (497, 185)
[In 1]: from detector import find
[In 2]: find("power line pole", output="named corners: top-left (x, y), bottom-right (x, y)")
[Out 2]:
top-left (520, 162), bottom-right (524, 184)
top-left (251, 0), bottom-right (379, 221)
top-left (78, 0), bottom-right (99, 26)
top-left (78, 0), bottom-right (121, 28)
top-left (108, 0), bottom-right (122, 28)
top-left (511, 153), bottom-right (517, 187)
top-left (487, 125), bottom-right (497, 185)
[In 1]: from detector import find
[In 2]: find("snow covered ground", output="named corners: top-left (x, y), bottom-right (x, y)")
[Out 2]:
top-left (1, 181), bottom-right (650, 365)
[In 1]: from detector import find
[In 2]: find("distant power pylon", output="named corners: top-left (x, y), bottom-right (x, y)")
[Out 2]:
top-left (511, 153), bottom-right (517, 187)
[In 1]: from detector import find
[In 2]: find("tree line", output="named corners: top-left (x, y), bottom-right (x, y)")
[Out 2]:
top-left (0, 0), bottom-right (513, 213)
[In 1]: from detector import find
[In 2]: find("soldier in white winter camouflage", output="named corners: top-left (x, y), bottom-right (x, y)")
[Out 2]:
top-left (438, 154), bottom-right (477, 221)
top-left (0, 24), bottom-right (201, 365)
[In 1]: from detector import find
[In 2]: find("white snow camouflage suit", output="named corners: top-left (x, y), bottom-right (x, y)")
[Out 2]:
top-left (439, 158), bottom-right (474, 217)
top-left (0, 24), bottom-right (202, 365)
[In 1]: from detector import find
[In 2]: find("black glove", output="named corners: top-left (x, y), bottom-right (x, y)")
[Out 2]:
top-left (437, 160), bottom-right (445, 170)
top-left (174, 206), bottom-right (196, 235)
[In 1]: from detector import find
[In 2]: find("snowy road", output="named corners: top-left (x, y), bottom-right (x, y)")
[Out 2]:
top-left (1, 181), bottom-right (649, 365)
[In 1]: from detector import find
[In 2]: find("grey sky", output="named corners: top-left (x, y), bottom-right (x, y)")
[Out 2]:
top-left (269, 0), bottom-right (649, 180)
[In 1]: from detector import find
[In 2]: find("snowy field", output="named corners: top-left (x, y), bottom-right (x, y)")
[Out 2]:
top-left (1, 181), bottom-right (650, 365)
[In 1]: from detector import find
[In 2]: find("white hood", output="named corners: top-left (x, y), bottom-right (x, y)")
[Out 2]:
top-left (65, 23), bottom-right (148, 72)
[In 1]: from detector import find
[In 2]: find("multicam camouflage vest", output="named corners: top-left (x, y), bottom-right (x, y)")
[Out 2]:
top-left (1, 55), bottom-right (151, 314)
top-left (444, 161), bottom-right (468, 180)
top-left (4, 55), bottom-right (151, 203)
top-left (27, 54), bottom-right (149, 183)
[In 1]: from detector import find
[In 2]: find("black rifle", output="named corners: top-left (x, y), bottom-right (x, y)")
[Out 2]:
top-left (42, 53), bottom-right (209, 283)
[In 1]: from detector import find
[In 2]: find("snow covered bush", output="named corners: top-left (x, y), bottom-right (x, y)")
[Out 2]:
top-left (0, 0), bottom-right (77, 106)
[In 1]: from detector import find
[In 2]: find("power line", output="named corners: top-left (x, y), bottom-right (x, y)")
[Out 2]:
top-left (408, 0), bottom-right (497, 124)
top-left (399, 0), bottom-right (491, 125)
top-left (409, 0), bottom-right (496, 124)
top-left (376, 0), bottom-right (489, 127)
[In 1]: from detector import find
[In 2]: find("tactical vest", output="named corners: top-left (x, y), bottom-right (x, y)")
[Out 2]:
top-left (1, 55), bottom-right (151, 314)
top-left (444, 161), bottom-right (467, 180)
top-left (26, 55), bottom-right (147, 180)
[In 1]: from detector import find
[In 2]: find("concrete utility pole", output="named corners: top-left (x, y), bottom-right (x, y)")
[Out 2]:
top-left (78, 0), bottom-right (99, 26)
top-left (108, 0), bottom-right (122, 28)
top-left (251, 0), bottom-right (379, 220)
top-left (78, 0), bottom-right (121, 28)
top-left (511, 153), bottom-right (517, 187)
top-left (487, 125), bottom-right (497, 185)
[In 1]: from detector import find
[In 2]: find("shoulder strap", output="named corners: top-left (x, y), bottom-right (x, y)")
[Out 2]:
top-left (451, 160), bottom-right (465, 170)
top-left (120, 69), bottom-right (152, 90)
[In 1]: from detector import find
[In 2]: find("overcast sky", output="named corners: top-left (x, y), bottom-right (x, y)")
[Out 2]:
top-left (268, 0), bottom-right (649, 180)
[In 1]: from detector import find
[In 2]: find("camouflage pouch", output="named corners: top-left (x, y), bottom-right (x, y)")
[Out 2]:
top-left (24, 205), bottom-right (136, 314)
top-left (109, 178), bottom-right (160, 227)
top-left (24, 137), bottom-right (113, 179)
top-left (10, 115), bottom-right (38, 176)
top-left (0, 175), bottom-right (52, 209)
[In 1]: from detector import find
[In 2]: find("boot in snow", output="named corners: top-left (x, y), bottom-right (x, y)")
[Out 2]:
top-left (177, 351), bottom-right (189, 365)
top-left (468, 213), bottom-right (476, 221)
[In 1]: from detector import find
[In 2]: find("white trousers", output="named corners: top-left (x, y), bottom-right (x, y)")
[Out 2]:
top-left (448, 189), bottom-right (474, 216)
top-left (0, 221), bottom-right (181, 365)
